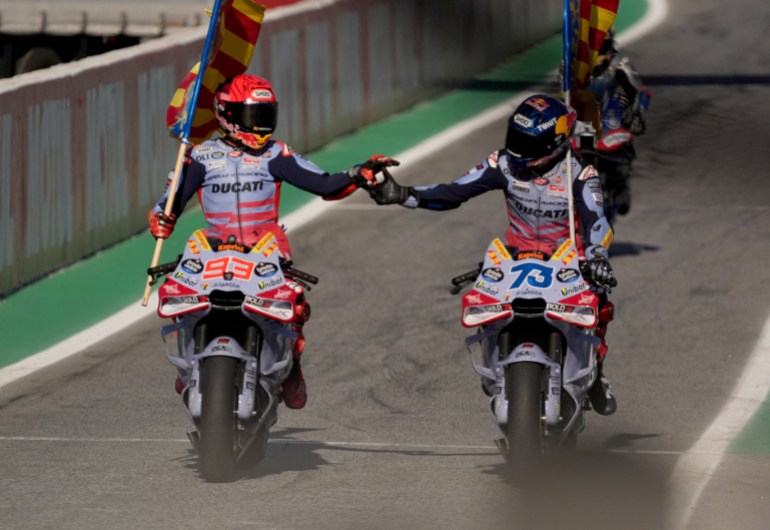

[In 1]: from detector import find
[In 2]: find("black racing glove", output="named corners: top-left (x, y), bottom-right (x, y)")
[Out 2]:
top-left (348, 154), bottom-right (400, 189)
top-left (586, 257), bottom-right (617, 290)
top-left (368, 169), bottom-right (415, 205)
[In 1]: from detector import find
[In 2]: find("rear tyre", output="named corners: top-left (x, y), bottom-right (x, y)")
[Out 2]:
top-left (198, 356), bottom-right (238, 482)
top-left (505, 361), bottom-right (544, 470)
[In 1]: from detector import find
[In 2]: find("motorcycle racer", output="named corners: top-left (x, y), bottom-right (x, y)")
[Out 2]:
top-left (367, 94), bottom-right (618, 415)
top-left (148, 74), bottom-right (398, 410)
top-left (585, 29), bottom-right (651, 216)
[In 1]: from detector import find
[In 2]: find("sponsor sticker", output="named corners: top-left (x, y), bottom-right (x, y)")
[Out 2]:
top-left (481, 267), bottom-right (504, 283)
top-left (562, 249), bottom-right (578, 266)
top-left (513, 114), bottom-right (533, 128)
top-left (193, 230), bottom-right (212, 251)
top-left (173, 273), bottom-right (198, 288)
top-left (552, 239), bottom-right (572, 261)
top-left (560, 284), bottom-right (583, 296)
top-left (492, 239), bottom-right (512, 260)
top-left (556, 268), bottom-right (580, 283)
top-left (250, 89), bottom-right (273, 100)
top-left (253, 232), bottom-right (275, 253)
top-left (255, 262), bottom-right (278, 277)
top-left (181, 259), bottom-right (204, 274)
top-left (257, 278), bottom-right (282, 290)
top-left (475, 281), bottom-right (500, 296)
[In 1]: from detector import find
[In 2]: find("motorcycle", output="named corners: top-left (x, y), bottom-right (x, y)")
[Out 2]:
top-left (574, 120), bottom-right (634, 225)
top-left (574, 88), bottom-right (650, 224)
top-left (450, 238), bottom-right (615, 467)
top-left (147, 229), bottom-right (317, 482)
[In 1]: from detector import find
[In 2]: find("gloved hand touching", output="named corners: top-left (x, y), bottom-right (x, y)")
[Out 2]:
top-left (348, 154), bottom-right (400, 189)
top-left (368, 169), bottom-right (415, 206)
top-left (148, 210), bottom-right (176, 240)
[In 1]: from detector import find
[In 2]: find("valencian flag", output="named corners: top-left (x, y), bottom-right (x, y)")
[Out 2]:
top-left (166, 0), bottom-right (266, 143)
top-left (563, 0), bottom-right (620, 124)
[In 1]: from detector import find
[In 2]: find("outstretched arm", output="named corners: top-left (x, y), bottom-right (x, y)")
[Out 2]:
top-left (370, 156), bottom-right (508, 210)
top-left (269, 149), bottom-right (398, 200)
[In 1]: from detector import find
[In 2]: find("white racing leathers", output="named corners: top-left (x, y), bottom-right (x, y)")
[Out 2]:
top-left (404, 150), bottom-right (613, 259)
top-left (151, 137), bottom-right (355, 258)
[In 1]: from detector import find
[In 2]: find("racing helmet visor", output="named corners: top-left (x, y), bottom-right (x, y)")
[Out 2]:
top-left (221, 101), bottom-right (278, 133)
top-left (505, 126), bottom-right (556, 161)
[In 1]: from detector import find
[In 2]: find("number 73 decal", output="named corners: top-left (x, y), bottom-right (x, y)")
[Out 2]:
top-left (509, 263), bottom-right (554, 289)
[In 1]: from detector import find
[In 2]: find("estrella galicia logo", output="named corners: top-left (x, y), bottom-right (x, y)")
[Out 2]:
top-left (181, 259), bottom-right (203, 274)
top-left (255, 262), bottom-right (278, 278)
top-left (556, 268), bottom-right (580, 283)
top-left (481, 267), bottom-right (504, 283)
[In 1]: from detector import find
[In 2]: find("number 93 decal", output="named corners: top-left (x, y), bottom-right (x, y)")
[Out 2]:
top-left (509, 263), bottom-right (554, 289)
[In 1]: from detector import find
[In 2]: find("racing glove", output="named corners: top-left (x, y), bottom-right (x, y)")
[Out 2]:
top-left (148, 210), bottom-right (176, 240)
top-left (587, 257), bottom-right (616, 289)
top-left (368, 171), bottom-right (415, 206)
top-left (348, 154), bottom-right (400, 189)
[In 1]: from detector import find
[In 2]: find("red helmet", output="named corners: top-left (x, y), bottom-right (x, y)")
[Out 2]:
top-left (214, 74), bottom-right (278, 149)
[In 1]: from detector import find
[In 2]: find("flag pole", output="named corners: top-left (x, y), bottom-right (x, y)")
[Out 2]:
top-left (562, 0), bottom-right (577, 245)
top-left (141, 0), bottom-right (226, 306)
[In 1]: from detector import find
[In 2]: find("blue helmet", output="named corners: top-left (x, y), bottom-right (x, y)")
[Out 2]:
top-left (505, 95), bottom-right (577, 172)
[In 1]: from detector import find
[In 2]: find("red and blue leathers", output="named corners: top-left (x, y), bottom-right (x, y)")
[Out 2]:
top-left (403, 150), bottom-right (613, 259)
top-left (151, 137), bottom-right (355, 259)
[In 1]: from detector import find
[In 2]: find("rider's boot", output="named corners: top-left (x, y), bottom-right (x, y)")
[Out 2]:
top-left (615, 163), bottom-right (632, 215)
top-left (589, 362), bottom-right (617, 416)
top-left (588, 300), bottom-right (617, 415)
top-left (616, 182), bottom-right (631, 215)
top-left (282, 357), bottom-right (307, 410)
top-left (282, 299), bottom-right (310, 410)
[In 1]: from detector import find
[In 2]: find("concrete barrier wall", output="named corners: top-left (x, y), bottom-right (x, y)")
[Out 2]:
top-left (0, 0), bottom-right (561, 296)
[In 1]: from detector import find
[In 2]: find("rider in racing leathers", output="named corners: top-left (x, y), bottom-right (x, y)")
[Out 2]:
top-left (148, 74), bottom-right (397, 410)
top-left (585, 28), bottom-right (651, 215)
top-left (366, 94), bottom-right (618, 415)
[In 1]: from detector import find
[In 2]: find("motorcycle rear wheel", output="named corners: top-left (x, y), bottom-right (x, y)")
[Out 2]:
top-left (505, 361), bottom-right (545, 468)
top-left (199, 356), bottom-right (238, 482)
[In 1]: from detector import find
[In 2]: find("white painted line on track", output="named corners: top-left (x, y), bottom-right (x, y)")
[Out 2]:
top-left (669, 314), bottom-right (770, 529)
top-left (0, 292), bottom-right (156, 390)
top-left (0, 434), bottom-right (685, 456)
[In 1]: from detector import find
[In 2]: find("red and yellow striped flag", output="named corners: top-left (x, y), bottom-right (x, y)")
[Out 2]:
top-left (166, 0), bottom-right (266, 143)
top-left (571, 0), bottom-right (619, 89)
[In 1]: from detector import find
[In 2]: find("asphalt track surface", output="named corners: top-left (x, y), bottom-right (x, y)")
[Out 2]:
top-left (2, 1), bottom-right (770, 529)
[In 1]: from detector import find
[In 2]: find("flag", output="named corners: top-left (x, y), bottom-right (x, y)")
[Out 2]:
top-left (563, 0), bottom-right (619, 125)
top-left (166, 0), bottom-right (266, 143)
top-left (566, 0), bottom-right (619, 90)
